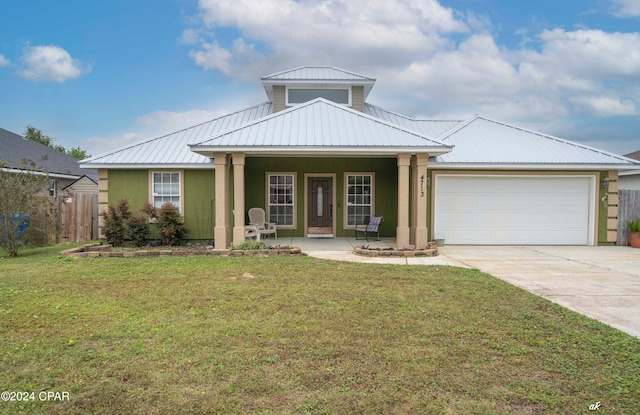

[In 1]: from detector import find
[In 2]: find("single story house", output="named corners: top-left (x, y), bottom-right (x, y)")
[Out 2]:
top-left (80, 66), bottom-right (640, 248)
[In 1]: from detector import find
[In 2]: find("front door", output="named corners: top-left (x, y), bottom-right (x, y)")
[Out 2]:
top-left (308, 177), bottom-right (333, 235)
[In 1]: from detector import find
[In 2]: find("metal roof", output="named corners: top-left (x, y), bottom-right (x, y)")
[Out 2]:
top-left (431, 116), bottom-right (640, 168)
top-left (261, 66), bottom-right (377, 103)
top-left (364, 103), bottom-right (462, 138)
top-left (190, 98), bottom-right (452, 156)
top-left (261, 66), bottom-right (375, 82)
top-left (81, 103), bottom-right (273, 168)
top-left (0, 127), bottom-right (96, 179)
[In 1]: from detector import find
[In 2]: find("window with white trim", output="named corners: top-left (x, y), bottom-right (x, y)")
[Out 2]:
top-left (268, 174), bottom-right (294, 226)
top-left (287, 88), bottom-right (350, 105)
top-left (152, 172), bottom-right (181, 210)
top-left (346, 174), bottom-right (373, 226)
top-left (48, 180), bottom-right (57, 198)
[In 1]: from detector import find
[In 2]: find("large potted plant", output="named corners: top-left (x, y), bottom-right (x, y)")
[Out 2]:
top-left (628, 220), bottom-right (640, 248)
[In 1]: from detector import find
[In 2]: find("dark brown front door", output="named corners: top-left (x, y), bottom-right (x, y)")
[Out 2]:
top-left (308, 177), bottom-right (332, 234)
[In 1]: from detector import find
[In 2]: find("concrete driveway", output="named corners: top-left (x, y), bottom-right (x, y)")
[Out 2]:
top-left (438, 246), bottom-right (640, 338)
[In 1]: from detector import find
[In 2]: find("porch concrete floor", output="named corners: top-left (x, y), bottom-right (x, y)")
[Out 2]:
top-left (267, 236), bottom-right (465, 266)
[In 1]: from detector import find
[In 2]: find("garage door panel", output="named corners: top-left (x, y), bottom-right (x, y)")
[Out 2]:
top-left (435, 175), bottom-right (593, 245)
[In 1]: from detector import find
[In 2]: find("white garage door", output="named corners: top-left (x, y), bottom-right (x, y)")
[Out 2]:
top-left (434, 175), bottom-right (595, 245)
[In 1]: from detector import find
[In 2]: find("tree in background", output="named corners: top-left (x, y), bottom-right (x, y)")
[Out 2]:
top-left (24, 125), bottom-right (91, 160)
top-left (0, 160), bottom-right (49, 257)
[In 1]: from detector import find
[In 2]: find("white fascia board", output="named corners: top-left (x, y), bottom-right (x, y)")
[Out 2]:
top-left (619, 169), bottom-right (640, 176)
top-left (1, 167), bottom-right (81, 180)
top-left (429, 163), bottom-right (640, 171)
top-left (79, 163), bottom-right (214, 169)
top-left (191, 146), bottom-right (453, 157)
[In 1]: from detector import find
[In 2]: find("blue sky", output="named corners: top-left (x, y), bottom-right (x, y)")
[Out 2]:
top-left (0, 0), bottom-right (638, 157)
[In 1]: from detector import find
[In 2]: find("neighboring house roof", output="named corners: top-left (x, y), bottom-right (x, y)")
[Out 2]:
top-left (625, 150), bottom-right (640, 161)
top-left (189, 98), bottom-right (453, 156)
top-left (430, 116), bottom-right (640, 170)
top-left (62, 175), bottom-right (98, 192)
top-left (0, 127), bottom-right (95, 180)
top-left (81, 102), bottom-right (273, 168)
top-left (620, 150), bottom-right (640, 177)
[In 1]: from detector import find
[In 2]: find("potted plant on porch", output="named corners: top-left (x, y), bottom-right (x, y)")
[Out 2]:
top-left (628, 220), bottom-right (640, 248)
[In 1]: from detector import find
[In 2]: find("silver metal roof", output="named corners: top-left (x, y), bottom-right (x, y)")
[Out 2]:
top-left (431, 116), bottom-right (639, 167)
top-left (364, 103), bottom-right (462, 138)
top-left (79, 86), bottom-right (639, 170)
top-left (81, 103), bottom-right (273, 168)
top-left (261, 66), bottom-right (376, 103)
top-left (190, 98), bottom-right (452, 156)
top-left (261, 66), bottom-right (375, 82)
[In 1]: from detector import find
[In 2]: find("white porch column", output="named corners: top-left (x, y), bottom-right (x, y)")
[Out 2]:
top-left (232, 153), bottom-right (246, 246)
top-left (414, 154), bottom-right (429, 249)
top-left (214, 153), bottom-right (229, 249)
top-left (397, 153), bottom-right (411, 249)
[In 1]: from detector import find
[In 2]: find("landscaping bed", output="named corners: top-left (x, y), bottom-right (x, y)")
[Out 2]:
top-left (354, 241), bottom-right (439, 257)
top-left (60, 242), bottom-right (302, 258)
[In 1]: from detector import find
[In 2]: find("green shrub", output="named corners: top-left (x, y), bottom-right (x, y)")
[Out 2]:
top-left (102, 200), bottom-right (186, 247)
top-left (230, 240), bottom-right (270, 250)
top-left (628, 220), bottom-right (640, 232)
top-left (127, 215), bottom-right (150, 247)
top-left (100, 199), bottom-right (132, 247)
top-left (155, 203), bottom-right (187, 246)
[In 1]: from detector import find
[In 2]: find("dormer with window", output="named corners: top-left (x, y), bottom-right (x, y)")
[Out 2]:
top-left (261, 66), bottom-right (376, 113)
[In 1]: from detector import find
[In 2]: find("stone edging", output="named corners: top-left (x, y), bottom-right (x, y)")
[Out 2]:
top-left (353, 242), bottom-right (439, 257)
top-left (60, 243), bottom-right (303, 258)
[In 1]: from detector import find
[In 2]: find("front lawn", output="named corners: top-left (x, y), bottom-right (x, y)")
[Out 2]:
top-left (1, 245), bottom-right (638, 414)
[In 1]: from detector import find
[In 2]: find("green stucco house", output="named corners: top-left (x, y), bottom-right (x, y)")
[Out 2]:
top-left (80, 67), bottom-right (639, 248)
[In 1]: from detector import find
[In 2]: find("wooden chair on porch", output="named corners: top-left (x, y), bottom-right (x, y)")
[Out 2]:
top-left (355, 215), bottom-right (383, 241)
top-left (248, 208), bottom-right (277, 240)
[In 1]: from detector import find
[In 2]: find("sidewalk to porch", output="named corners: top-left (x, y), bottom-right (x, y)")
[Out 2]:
top-left (267, 236), bottom-right (464, 266)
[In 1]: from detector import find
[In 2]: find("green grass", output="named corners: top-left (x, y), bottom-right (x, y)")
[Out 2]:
top-left (1, 244), bottom-right (639, 414)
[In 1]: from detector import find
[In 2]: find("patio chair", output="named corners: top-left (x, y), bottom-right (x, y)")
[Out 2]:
top-left (244, 225), bottom-right (259, 240)
top-left (355, 216), bottom-right (383, 241)
top-left (248, 208), bottom-right (277, 240)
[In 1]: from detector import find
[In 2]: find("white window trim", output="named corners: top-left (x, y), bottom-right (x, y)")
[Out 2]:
top-left (285, 86), bottom-right (352, 107)
top-left (149, 170), bottom-right (184, 214)
top-left (48, 180), bottom-right (57, 198)
top-left (343, 172), bottom-right (375, 229)
top-left (266, 172), bottom-right (297, 229)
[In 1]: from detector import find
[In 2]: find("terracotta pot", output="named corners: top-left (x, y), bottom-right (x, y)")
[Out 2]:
top-left (630, 231), bottom-right (640, 248)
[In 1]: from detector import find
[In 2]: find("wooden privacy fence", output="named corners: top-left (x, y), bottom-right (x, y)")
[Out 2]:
top-left (59, 192), bottom-right (99, 242)
top-left (617, 189), bottom-right (640, 246)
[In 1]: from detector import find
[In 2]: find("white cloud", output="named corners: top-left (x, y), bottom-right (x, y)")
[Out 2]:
top-left (0, 55), bottom-right (9, 67)
top-left (19, 45), bottom-right (92, 83)
top-left (176, 0), bottom-right (640, 149)
top-left (187, 0), bottom-right (467, 79)
top-left (79, 108), bottom-right (231, 156)
top-left (136, 108), bottom-right (230, 131)
top-left (528, 29), bottom-right (640, 78)
top-left (570, 96), bottom-right (637, 116)
top-left (609, 0), bottom-right (640, 17)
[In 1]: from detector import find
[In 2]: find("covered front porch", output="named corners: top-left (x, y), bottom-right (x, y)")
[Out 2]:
top-left (187, 97), bottom-right (452, 249)
top-left (209, 152), bottom-right (435, 250)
